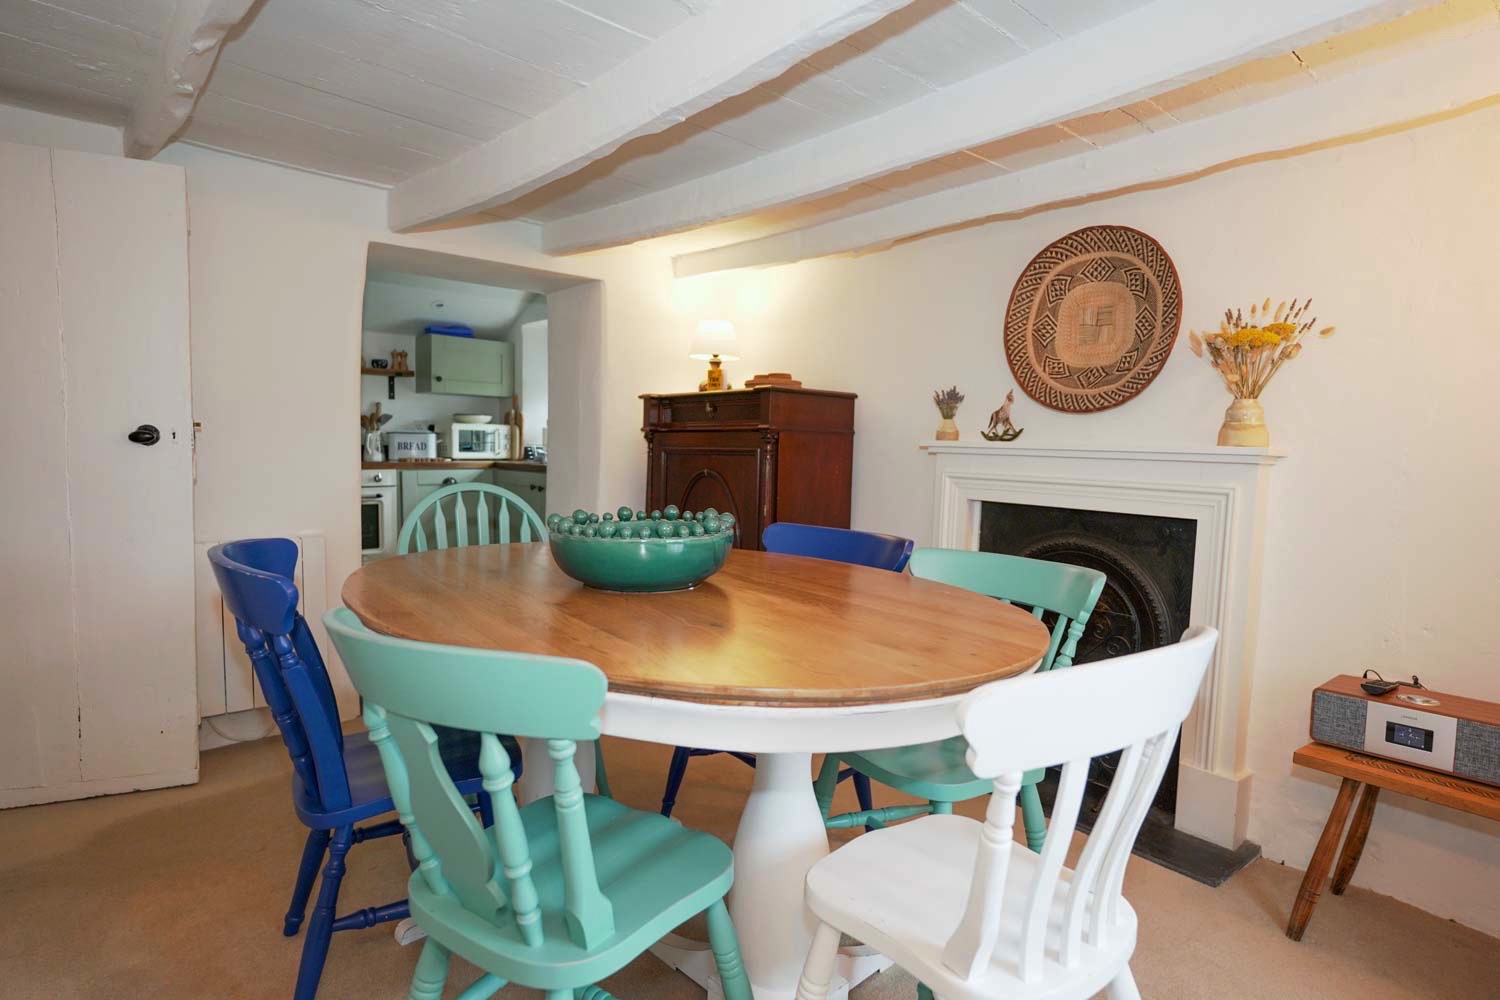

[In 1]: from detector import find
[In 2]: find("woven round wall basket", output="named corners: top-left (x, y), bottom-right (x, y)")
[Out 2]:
top-left (1003, 225), bottom-right (1182, 413)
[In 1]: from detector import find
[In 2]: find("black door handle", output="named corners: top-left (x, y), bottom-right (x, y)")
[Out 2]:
top-left (442, 477), bottom-right (459, 486)
top-left (128, 424), bottom-right (160, 446)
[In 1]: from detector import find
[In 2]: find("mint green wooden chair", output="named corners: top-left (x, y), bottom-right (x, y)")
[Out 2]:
top-left (397, 482), bottom-right (546, 554)
top-left (814, 548), bottom-right (1106, 851)
top-left (323, 608), bottom-right (751, 1000)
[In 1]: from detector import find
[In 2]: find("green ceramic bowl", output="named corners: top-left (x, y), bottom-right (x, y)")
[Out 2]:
top-left (548, 522), bottom-right (735, 593)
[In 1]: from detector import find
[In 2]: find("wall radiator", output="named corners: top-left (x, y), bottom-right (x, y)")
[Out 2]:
top-left (193, 532), bottom-right (327, 718)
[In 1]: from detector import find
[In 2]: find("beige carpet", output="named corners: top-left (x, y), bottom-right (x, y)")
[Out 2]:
top-left (1, 735), bottom-right (1495, 999)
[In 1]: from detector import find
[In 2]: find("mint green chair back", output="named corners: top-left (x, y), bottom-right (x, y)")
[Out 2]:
top-left (907, 547), bottom-right (1107, 674)
top-left (817, 549), bottom-right (1107, 852)
top-left (322, 608), bottom-right (751, 1000)
top-left (397, 482), bottom-right (545, 554)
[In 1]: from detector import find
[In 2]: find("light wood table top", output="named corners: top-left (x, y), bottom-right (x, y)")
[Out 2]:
top-left (342, 545), bottom-right (1052, 708)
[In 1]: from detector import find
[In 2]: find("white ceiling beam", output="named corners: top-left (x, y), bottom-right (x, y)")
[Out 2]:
top-left (670, 26), bottom-right (1500, 276)
top-left (386, 0), bottom-right (920, 232)
top-left (124, 0), bottom-right (259, 160)
top-left (544, 0), bottom-right (1439, 254)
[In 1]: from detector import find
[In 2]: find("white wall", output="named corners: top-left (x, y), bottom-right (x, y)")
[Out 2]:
top-left (592, 103), bottom-right (1500, 936)
top-left (515, 319), bottom-right (549, 448)
top-left (0, 104), bottom-right (122, 155)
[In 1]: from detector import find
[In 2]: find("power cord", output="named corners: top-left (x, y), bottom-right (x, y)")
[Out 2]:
top-left (1360, 668), bottom-right (1425, 696)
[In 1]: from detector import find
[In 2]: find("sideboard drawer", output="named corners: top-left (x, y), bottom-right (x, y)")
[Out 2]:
top-left (657, 394), bottom-right (763, 425)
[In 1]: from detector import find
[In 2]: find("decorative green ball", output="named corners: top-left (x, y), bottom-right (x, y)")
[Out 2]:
top-left (674, 522), bottom-right (692, 537)
top-left (572, 508), bottom-right (590, 525)
top-left (583, 525), bottom-right (598, 538)
top-left (588, 513), bottom-right (600, 524)
top-left (664, 505), bottom-right (680, 521)
top-left (701, 514), bottom-right (721, 533)
top-left (690, 523), bottom-right (706, 536)
top-left (617, 506), bottom-right (633, 521)
top-left (682, 511), bottom-right (695, 521)
top-left (602, 512), bottom-right (613, 522)
top-left (616, 523), bottom-right (635, 539)
top-left (719, 513), bottom-right (737, 529)
top-left (636, 510), bottom-right (648, 522)
top-left (702, 507), bottom-right (719, 518)
top-left (656, 521), bottom-right (676, 539)
top-left (651, 509), bottom-right (662, 520)
top-left (547, 513), bottom-right (564, 531)
top-left (597, 522), bottom-right (618, 538)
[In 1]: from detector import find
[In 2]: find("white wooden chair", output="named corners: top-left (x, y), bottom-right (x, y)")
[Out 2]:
top-left (795, 626), bottom-right (1219, 1000)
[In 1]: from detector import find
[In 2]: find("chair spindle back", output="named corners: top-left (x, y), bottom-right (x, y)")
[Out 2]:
top-left (323, 607), bottom-right (617, 950)
top-left (908, 548), bottom-right (1106, 672)
top-left (941, 626), bottom-right (1218, 983)
top-left (397, 483), bottom-right (546, 554)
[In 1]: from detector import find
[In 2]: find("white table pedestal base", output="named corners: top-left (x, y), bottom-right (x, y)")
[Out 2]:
top-left (647, 752), bottom-right (894, 999)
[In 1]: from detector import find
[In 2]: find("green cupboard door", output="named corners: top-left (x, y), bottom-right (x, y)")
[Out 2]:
top-left (418, 335), bottom-right (512, 397)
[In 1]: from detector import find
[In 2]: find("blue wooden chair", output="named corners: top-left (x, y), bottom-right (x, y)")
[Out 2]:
top-left (323, 607), bottom-right (752, 1000)
top-left (208, 539), bottom-right (517, 1000)
top-left (813, 547), bottom-right (1106, 850)
top-left (657, 523), bottom-right (915, 818)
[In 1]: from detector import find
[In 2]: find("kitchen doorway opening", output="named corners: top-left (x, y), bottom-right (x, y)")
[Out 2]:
top-left (358, 242), bottom-right (603, 562)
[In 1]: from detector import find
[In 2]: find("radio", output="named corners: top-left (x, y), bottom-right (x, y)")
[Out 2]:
top-left (1310, 675), bottom-right (1500, 786)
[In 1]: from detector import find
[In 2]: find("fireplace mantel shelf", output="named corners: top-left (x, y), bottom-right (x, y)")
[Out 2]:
top-left (919, 440), bottom-right (1287, 467)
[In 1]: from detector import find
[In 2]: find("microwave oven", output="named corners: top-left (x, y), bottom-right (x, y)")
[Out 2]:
top-left (448, 422), bottom-right (512, 460)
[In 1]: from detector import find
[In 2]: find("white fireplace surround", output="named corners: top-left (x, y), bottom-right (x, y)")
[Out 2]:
top-left (923, 441), bottom-right (1285, 849)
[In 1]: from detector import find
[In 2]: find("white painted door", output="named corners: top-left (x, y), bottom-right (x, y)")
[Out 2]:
top-left (0, 142), bottom-right (197, 808)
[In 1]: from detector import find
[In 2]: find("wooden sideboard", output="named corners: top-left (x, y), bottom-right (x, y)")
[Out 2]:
top-left (642, 387), bottom-right (856, 549)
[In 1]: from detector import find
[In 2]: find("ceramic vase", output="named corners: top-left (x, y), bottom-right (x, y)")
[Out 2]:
top-left (935, 417), bottom-right (960, 441)
top-left (1217, 398), bottom-right (1269, 447)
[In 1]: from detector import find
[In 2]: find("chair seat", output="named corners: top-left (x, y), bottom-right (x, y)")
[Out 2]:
top-left (411, 793), bottom-right (734, 992)
top-left (292, 728), bottom-right (502, 829)
top-left (842, 737), bottom-right (991, 802)
top-left (805, 814), bottom-right (1136, 1000)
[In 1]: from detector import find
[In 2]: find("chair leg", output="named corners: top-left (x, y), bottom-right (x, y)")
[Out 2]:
top-left (293, 825), bottom-right (352, 1000)
top-left (795, 921), bottom-right (843, 1000)
top-left (660, 745), bottom-right (692, 817)
top-left (1019, 782), bottom-right (1048, 852)
top-left (407, 937), bottom-right (450, 1000)
top-left (1106, 965), bottom-right (1141, 1000)
top-left (705, 897), bottom-right (752, 1000)
top-left (917, 984), bottom-right (935, 1000)
top-left (813, 755), bottom-right (842, 818)
top-left (283, 828), bottom-right (331, 936)
top-left (852, 771), bottom-right (881, 831)
top-left (930, 800), bottom-right (953, 815)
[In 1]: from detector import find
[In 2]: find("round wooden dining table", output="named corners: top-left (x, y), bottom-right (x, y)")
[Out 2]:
top-left (342, 544), bottom-right (1051, 1000)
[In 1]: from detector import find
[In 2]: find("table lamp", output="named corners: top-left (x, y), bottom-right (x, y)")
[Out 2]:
top-left (690, 319), bottom-right (740, 391)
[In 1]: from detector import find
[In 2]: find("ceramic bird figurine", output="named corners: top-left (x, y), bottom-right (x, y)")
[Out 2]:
top-left (982, 390), bottom-right (1024, 442)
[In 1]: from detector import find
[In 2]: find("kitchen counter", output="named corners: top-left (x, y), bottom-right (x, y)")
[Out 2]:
top-left (362, 460), bottom-right (548, 472)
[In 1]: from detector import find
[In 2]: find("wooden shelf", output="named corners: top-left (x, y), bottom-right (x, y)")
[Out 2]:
top-left (362, 367), bottom-right (413, 377)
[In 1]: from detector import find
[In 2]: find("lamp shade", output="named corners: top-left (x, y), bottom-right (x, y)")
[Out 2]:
top-left (689, 319), bottom-right (740, 361)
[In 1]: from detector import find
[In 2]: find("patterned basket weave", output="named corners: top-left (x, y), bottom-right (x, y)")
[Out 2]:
top-left (1004, 225), bottom-right (1182, 413)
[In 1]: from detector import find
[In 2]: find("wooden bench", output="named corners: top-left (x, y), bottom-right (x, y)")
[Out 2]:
top-left (1286, 742), bottom-right (1500, 940)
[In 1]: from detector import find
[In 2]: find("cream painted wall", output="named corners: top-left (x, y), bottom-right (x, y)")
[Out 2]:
top-left (0, 104), bottom-right (122, 155)
top-left (596, 104), bottom-right (1500, 936)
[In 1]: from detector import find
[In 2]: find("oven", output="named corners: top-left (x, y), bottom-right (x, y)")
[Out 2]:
top-left (361, 470), bottom-right (398, 562)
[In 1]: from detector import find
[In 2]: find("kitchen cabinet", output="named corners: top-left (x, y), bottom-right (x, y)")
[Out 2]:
top-left (492, 467), bottom-right (548, 523)
top-left (415, 334), bottom-right (513, 397)
top-left (642, 387), bottom-right (856, 550)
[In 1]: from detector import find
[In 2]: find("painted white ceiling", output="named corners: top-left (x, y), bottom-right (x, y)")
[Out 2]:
top-left (0, 0), bottom-right (1494, 257)
top-left (362, 269), bottom-right (542, 340)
